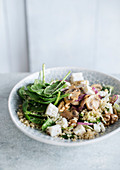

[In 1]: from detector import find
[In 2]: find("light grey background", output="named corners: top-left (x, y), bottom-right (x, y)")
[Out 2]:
top-left (0, 0), bottom-right (120, 73)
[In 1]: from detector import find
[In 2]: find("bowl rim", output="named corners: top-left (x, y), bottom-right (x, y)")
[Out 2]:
top-left (8, 66), bottom-right (120, 146)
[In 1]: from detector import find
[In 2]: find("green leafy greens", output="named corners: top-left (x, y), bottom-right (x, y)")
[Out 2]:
top-left (18, 64), bottom-right (71, 130)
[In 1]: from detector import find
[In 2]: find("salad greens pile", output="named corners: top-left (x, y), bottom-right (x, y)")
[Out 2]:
top-left (18, 64), bottom-right (71, 130)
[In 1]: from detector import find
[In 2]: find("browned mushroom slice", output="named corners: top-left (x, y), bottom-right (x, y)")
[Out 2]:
top-left (79, 98), bottom-right (87, 109)
top-left (91, 84), bottom-right (102, 91)
top-left (86, 95), bottom-right (100, 110)
top-left (64, 85), bottom-right (81, 104)
top-left (78, 95), bottom-right (90, 110)
top-left (61, 110), bottom-right (79, 120)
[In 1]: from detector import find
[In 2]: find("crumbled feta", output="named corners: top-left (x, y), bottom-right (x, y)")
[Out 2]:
top-left (76, 80), bottom-right (89, 88)
top-left (56, 118), bottom-right (68, 128)
top-left (93, 124), bottom-right (101, 133)
top-left (105, 103), bottom-right (113, 114)
top-left (45, 103), bottom-right (58, 118)
top-left (73, 125), bottom-right (86, 135)
top-left (100, 100), bottom-right (113, 113)
top-left (71, 72), bottom-right (84, 82)
top-left (47, 125), bottom-right (62, 137)
top-left (101, 96), bottom-right (109, 102)
top-left (98, 91), bottom-right (108, 97)
top-left (98, 122), bottom-right (105, 132)
top-left (83, 85), bottom-right (95, 95)
top-left (94, 123), bottom-right (105, 133)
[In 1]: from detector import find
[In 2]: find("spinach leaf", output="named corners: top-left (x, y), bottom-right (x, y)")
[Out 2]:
top-left (25, 114), bottom-right (45, 125)
top-left (29, 104), bottom-right (47, 113)
top-left (52, 83), bottom-right (67, 95)
top-left (41, 118), bottom-right (55, 131)
top-left (25, 90), bottom-right (41, 101)
top-left (22, 100), bottom-right (28, 112)
top-left (44, 81), bottom-right (60, 94)
top-left (18, 87), bottom-right (26, 99)
top-left (102, 85), bottom-right (114, 94)
top-left (44, 71), bottom-right (71, 95)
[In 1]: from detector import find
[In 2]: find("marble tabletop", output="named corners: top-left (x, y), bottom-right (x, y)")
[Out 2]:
top-left (0, 73), bottom-right (120, 170)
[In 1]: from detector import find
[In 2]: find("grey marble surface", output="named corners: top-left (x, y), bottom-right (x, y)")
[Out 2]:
top-left (0, 73), bottom-right (120, 170)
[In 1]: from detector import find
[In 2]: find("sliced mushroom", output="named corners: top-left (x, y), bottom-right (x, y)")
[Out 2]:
top-left (61, 110), bottom-right (79, 120)
top-left (91, 84), bottom-right (102, 91)
top-left (78, 95), bottom-right (90, 110)
top-left (79, 98), bottom-right (87, 109)
top-left (86, 95), bottom-right (100, 110)
top-left (64, 85), bottom-right (81, 104)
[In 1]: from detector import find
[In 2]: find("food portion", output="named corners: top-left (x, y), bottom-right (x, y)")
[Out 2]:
top-left (17, 65), bottom-right (120, 141)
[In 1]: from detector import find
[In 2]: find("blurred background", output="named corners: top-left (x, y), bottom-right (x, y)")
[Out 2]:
top-left (0, 0), bottom-right (120, 73)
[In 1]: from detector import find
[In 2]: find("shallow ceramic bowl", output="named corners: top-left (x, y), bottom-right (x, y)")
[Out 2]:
top-left (8, 67), bottom-right (120, 146)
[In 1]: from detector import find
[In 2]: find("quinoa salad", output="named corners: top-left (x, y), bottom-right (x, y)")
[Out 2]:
top-left (17, 64), bottom-right (120, 141)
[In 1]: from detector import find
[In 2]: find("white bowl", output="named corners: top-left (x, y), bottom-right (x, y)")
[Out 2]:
top-left (8, 67), bottom-right (120, 146)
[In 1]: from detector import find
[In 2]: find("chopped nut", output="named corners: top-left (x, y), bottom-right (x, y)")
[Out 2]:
top-left (58, 101), bottom-right (65, 112)
top-left (110, 114), bottom-right (118, 124)
top-left (103, 113), bottom-right (111, 126)
top-left (58, 101), bottom-right (70, 112)
top-left (103, 112), bottom-right (118, 126)
top-left (113, 108), bottom-right (118, 115)
top-left (69, 118), bottom-right (78, 127)
top-left (64, 103), bottom-right (70, 110)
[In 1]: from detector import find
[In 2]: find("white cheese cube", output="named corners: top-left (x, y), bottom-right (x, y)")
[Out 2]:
top-left (94, 124), bottom-right (101, 133)
top-left (98, 91), bottom-right (108, 97)
top-left (101, 96), bottom-right (109, 102)
top-left (47, 125), bottom-right (62, 137)
top-left (56, 118), bottom-right (68, 128)
top-left (71, 72), bottom-right (84, 82)
top-left (73, 125), bottom-right (86, 135)
top-left (98, 122), bottom-right (105, 132)
top-left (76, 80), bottom-right (89, 88)
top-left (83, 85), bottom-right (95, 95)
top-left (45, 103), bottom-right (58, 118)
